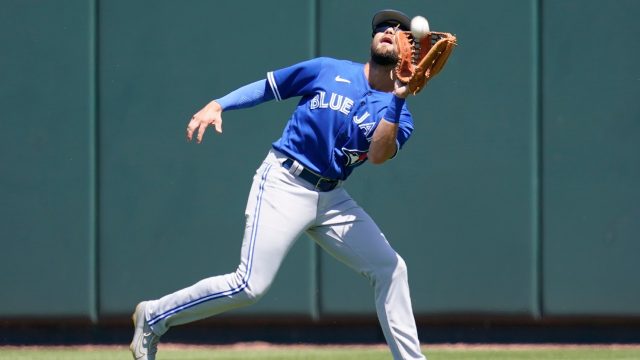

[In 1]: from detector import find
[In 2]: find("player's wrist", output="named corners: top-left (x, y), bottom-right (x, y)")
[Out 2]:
top-left (393, 91), bottom-right (409, 99)
top-left (392, 82), bottom-right (410, 99)
top-left (384, 96), bottom-right (405, 124)
top-left (209, 100), bottom-right (223, 112)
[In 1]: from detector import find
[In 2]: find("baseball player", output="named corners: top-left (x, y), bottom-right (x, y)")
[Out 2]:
top-left (131, 9), bottom-right (427, 360)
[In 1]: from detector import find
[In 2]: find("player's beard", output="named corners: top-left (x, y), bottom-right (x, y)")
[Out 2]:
top-left (371, 48), bottom-right (398, 66)
top-left (371, 46), bottom-right (398, 66)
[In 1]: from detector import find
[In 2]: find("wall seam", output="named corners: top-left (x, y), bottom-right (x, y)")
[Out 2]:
top-left (309, 0), bottom-right (321, 322)
top-left (533, 0), bottom-right (544, 320)
top-left (89, 0), bottom-right (100, 324)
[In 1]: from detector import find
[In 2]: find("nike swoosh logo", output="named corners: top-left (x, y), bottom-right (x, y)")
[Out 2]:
top-left (335, 75), bottom-right (351, 84)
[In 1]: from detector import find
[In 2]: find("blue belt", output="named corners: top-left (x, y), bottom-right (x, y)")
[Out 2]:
top-left (282, 158), bottom-right (339, 192)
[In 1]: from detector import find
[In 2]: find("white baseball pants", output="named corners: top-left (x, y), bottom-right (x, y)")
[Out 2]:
top-left (144, 149), bottom-right (425, 360)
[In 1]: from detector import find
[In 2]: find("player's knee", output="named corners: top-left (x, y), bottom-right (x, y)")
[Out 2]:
top-left (375, 254), bottom-right (408, 284)
top-left (243, 286), bottom-right (266, 304)
top-left (394, 255), bottom-right (408, 279)
top-left (388, 255), bottom-right (408, 280)
top-left (228, 270), bottom-right (268, 307)
top-left (242, 278), bottom-right (271, 305)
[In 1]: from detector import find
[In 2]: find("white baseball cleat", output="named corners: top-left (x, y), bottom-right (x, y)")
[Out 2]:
top-left (130, 301), bottom-right (160, 360)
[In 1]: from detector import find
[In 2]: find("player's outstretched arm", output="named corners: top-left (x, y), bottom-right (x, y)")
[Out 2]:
top-left (187, 100), bottom-right (223, 144)
top-left (186, 79), bottom-right (275, 144)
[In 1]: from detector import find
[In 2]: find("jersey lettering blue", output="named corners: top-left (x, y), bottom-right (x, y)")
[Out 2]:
top-left (309, 91), bottom-right (354, 115)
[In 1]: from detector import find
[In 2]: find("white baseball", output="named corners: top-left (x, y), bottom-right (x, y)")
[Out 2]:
top-left (410, 16), bottom-right (430, 39)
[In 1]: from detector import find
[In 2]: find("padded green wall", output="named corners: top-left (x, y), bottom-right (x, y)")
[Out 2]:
top-left (0, 0), bottom-right (95, 317)
top-left (541, 0), bottom-right (640, 316)
top-left (0, 0), bottom-right (638, 322)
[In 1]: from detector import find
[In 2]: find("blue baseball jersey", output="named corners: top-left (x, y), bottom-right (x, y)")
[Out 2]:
top-left (267, 57), bottom-right (414, 181)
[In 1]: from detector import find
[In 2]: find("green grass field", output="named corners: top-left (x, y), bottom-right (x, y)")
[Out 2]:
top-left (2, 345), bottom-right (640, 360)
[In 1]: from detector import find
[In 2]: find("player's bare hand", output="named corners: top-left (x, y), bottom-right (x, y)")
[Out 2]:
top-left (393, 80), bottom-right (411, 98)
top-left (390, 71), bottom-right (410, 99)
top-left (187, 100), bottom-right (223, 144)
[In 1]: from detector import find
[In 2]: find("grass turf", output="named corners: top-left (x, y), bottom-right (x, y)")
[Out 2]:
top-left (1, 346), bottom-right (639, 359)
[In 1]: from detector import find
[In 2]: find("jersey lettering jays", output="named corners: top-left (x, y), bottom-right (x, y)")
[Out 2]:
top-left (267, 57), bottom-right (414, 181)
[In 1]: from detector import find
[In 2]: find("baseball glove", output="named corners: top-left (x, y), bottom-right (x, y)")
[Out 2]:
top-left (395, 30), bottom-right (457, 94)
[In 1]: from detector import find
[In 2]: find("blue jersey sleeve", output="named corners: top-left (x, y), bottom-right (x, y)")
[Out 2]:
top-left (266, 57), bottom-right (327, 101)
top-left (216, 79), bottom-right (274, 111)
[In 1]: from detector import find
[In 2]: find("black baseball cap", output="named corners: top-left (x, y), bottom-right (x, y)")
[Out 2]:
top-left (371, 9), bottom-right (411, 34)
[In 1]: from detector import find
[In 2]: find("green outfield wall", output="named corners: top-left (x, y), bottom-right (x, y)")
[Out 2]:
top-left (1, 0), bottom-right (638, 323)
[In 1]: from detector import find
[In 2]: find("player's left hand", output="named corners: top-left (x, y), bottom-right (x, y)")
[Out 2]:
top-left (187, 100), bottom-right (223, 143)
